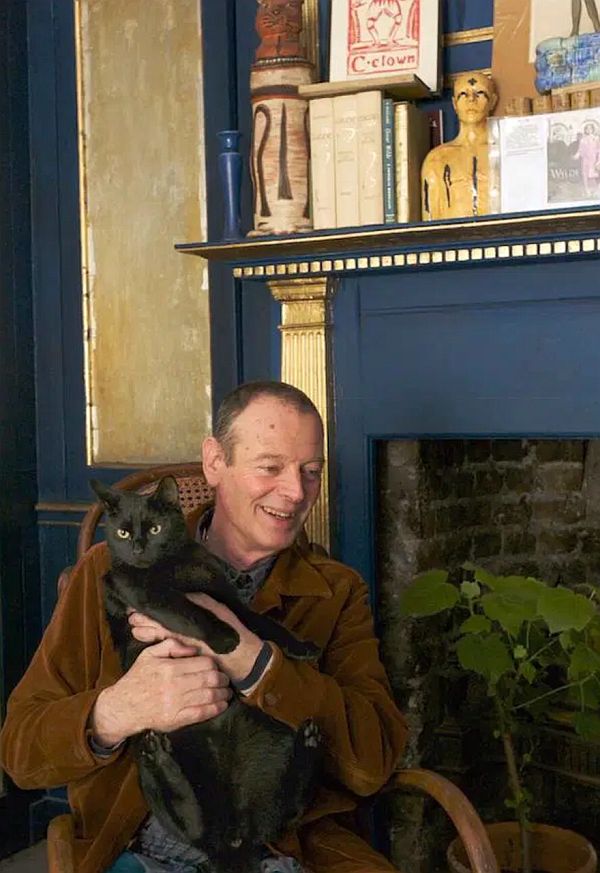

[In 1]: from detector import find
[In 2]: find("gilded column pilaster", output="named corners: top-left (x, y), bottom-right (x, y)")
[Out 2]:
top-left (268, 277), bottom-right (336, 552)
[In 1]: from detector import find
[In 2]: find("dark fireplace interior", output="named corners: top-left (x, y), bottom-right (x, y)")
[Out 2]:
top-left (376, 439), bottom-right (600, 872)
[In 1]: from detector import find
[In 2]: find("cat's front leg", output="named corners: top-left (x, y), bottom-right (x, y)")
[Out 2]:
top-left (227, 603), bottom-right (321, 661)
top-left (112, 574), bottom-right (240, 654)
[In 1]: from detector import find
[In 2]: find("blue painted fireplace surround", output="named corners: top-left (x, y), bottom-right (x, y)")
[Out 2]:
top-left (332, 256), bottom-right (600, 587)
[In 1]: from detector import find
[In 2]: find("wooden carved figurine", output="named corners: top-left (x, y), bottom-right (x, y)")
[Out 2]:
top-left (249, 0), bottom-right (314, 235)
top-left (421, 72), bottom-right (498, 221)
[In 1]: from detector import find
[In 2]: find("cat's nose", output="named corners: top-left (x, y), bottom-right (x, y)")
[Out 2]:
top-left (132, 543), bottom-right (143, 555)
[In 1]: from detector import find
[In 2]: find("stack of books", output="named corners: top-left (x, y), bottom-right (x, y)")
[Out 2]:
top-left (308, 91), bottom-right (432, 230)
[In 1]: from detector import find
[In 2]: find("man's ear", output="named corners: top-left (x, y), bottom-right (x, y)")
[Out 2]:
top-left (488, 88), bottom-right (498, 114)
top-left (202, 436), bottom-right (226, 486)
top-left (90, 479), bottom-right (120, 514)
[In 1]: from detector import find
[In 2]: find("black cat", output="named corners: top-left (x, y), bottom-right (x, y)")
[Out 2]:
top-left (90, 476), bottom-right (322, 873)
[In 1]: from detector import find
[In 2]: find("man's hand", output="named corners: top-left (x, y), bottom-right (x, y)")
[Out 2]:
top-left (91, 638), bottom-right (232, 747)
top-left (128, 594), bottom-right (264, 684)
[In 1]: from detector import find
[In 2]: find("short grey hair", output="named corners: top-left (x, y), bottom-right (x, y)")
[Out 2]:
top-left (214, 380), bottom-right (322, 464)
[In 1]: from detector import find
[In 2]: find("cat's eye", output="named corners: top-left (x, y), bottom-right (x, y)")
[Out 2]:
top-left (116, 529), bottom-right (131, 539)
top-left (149, 524), bottom-right (162, 535)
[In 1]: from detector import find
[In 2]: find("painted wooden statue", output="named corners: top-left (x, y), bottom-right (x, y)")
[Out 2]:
top-left (421, 72), bottom-right (498, 221)
top-left (249, 0), bottom-right (314, 235)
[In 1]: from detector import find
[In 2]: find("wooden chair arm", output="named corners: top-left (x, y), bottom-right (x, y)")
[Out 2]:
top-left (386, 769), bottom-right (500, 873)
top-left (47, 813), bottom-right (75, 873)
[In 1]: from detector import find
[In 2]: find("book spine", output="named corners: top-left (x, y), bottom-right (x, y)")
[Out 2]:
top-left (333, 94), bottom-right (360, 228)
top-left (356, 91), bottom-right (384, 226)
top-left (394, 102), bottom-right (408, 223)
top-left (382, 97), bottom-right (396, 224)
top-left (309, 97), bottom-right (337, 229)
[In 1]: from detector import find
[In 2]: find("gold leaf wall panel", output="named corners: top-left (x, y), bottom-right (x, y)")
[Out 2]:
top-left (76, 0), bottom-right (210, 465)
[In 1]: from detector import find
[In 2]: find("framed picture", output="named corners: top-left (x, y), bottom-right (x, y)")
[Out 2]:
top-left (329, 0), bottom-right (441, 93)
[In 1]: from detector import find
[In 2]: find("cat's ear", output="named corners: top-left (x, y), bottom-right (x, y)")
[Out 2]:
top-left (152, 476), bottom-right (181, 509)
top-left (90, 479), bottom-right (121, 514)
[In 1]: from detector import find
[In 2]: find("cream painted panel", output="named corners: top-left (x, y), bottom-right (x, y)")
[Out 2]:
top-left (76, 0), bottom-right (210, 465)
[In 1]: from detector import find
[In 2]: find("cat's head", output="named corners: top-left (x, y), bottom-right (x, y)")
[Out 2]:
top-left (90, 476), bottom-right (188, 568)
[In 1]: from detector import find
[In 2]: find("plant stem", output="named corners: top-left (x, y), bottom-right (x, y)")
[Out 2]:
top-left (512, 679), bottom-right (581, 711)
top-left (494, 697), bottom-right (531, 873)
top-left (500, 730), bottom-right (532, 873)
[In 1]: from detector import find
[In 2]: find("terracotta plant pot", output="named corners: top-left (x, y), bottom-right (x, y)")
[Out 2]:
top-left (447, 822), bottom-right (597, 873)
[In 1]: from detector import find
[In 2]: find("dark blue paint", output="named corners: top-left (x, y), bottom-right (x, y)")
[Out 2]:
top-left (333, 257), bottom-right (600, 591)
top-left (0, 0), bottom-right (42, 854)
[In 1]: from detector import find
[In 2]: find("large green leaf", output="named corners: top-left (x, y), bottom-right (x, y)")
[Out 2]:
top-left (537, 587), bottom-right (596, 634)
top-left (574, 711), bottom-right (600, 741)
top-left (489, 576), bottom-right (545, 601)
top-left (568, 643), bottom-right (600, 680)
top-left (457, 633), bottom-right (513, 684)
top-left (464, 565), bottom-right (498, 588)
top-left (400, 571), bottom-right (458, 617)
top-left (481, 591), bottom-right (537, 637)
top-left (459, 615), bottom-right (491, 634)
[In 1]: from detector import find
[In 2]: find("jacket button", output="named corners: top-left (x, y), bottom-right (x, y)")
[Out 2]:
top-left (264, 692), bottom-right (278, 706)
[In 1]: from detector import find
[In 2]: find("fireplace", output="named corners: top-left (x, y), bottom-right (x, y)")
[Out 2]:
top-left (375, 438), bottom-right (600, 871)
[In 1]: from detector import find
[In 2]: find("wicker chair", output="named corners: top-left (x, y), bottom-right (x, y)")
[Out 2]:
top-left (48, 464), bottom-right (499, 873)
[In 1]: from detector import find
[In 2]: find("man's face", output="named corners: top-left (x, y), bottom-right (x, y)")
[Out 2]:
top-left (203, 396), bottom-right (324, 566)
top-left (453, 74), bottom-right (496, 125)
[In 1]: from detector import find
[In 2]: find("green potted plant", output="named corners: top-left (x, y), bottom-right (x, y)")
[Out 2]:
top-left (400, 564), bottom-right (600, 873)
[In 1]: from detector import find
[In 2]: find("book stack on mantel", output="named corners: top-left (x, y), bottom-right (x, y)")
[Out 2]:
top-left (307, 87), bottom-right (436, 230)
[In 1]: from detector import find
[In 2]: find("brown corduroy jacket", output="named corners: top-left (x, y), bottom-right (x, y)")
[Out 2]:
top-left (0, 509), bottom-right (407, 873)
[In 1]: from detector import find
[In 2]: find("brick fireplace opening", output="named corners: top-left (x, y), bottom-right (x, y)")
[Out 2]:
top-left (376, 438), bottom-right (600, 872)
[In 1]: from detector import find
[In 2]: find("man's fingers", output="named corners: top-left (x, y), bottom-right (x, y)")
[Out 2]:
top-left (142, 638), bottom-right (198, 658)
top-left (177, 700), bottom-right (229, 726)
top-left (182, 685), bottom-right (232, 705)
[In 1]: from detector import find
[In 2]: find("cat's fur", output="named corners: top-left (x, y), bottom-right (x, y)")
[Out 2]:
top-left (91, 476), bottom-right (322, 873)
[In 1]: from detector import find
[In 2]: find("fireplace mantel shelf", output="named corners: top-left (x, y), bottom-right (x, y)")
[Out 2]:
top-left (176, 206), bottom-right (600, 280)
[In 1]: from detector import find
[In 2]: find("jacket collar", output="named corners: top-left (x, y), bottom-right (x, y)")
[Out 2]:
top-left (185, 502), bottom-right (332, 613)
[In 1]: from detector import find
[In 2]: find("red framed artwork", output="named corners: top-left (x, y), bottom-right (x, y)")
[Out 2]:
top-left (329, 0), bottom-right (441, 92)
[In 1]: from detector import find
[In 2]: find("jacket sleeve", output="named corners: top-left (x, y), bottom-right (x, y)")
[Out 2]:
top-left (0, 546), bottom-right (126, 789)
top-left (245, 570), bottom-right (408, 797)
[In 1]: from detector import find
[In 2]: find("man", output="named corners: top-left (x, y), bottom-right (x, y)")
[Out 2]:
top-left (0, 381), bottom-right (408, 872)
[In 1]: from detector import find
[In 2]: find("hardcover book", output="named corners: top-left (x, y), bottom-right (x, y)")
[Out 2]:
top-left (329, 0), bottom-right (441, 93)
top-left (356, 91), bottom-right (385, 225)
top-left (333, 94), bottom-right (361, 227)
top-left (309, 98), bottom-right (337, 229)
top-left (393, 101), bottom-right (431, 222)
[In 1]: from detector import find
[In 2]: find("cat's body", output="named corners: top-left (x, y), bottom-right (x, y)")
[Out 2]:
top-left (91, 477), bottom-right (322, 873)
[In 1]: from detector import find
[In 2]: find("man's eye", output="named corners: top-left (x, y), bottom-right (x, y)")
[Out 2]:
top-left (259, 465), bottom-right (280, 474)
top-left (304, 467), bottom-right (323, 480)
top-left (117, 529), bottom-right (131, 539)
top-left (149, 524), bottom-right (162, 535)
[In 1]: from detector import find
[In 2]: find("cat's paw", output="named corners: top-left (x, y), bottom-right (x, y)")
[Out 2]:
top-left (301, 718), bottom-right (322, 750)
top-left (140, 730), bottom-right (172, 760)
top-left (208, 625), bottom-right (240, 654)
top-left (280, 637), bottom-right (321, 661)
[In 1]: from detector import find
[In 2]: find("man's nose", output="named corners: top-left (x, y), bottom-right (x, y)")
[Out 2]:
top-left (278, 467), bottom-right (305, 503)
